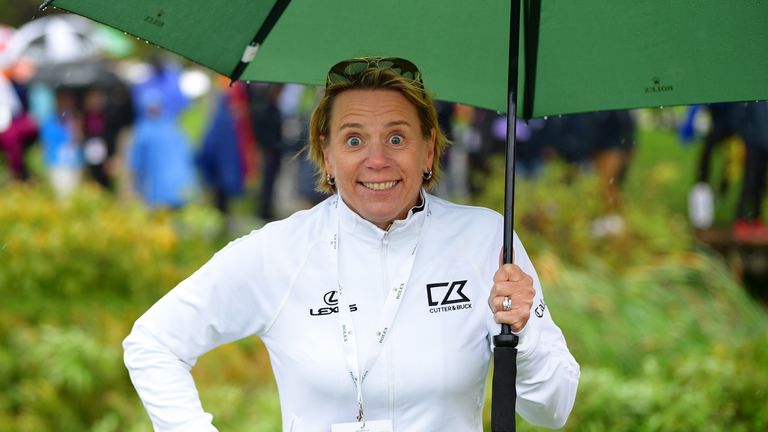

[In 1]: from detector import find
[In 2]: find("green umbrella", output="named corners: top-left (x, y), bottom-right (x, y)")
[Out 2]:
top-left (42, 0), bottom-right (768, 430)
top-left (42, 0), bottom-right (768, 116)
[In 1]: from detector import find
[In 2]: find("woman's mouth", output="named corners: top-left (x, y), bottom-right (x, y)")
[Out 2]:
top-left (361, 180), bottom-right (398, 191)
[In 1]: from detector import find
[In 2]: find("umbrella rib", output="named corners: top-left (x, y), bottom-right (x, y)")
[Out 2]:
top-left (229, 0), bottom-right (292, 82)
top-left (522, 0), bottom-right (541, 120)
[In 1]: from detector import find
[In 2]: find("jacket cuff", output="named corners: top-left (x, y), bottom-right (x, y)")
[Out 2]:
top-left (512, 321), bottom-right (541, 361)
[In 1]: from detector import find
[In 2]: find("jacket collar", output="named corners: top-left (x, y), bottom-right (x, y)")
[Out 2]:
top-left (336, 190), bottom-right (429, 243)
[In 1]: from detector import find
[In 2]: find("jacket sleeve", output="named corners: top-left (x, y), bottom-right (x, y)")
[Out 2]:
top-left (489, 231), bottom-right (580, 429)
top-left (123, 230), bottom-right (287, 431)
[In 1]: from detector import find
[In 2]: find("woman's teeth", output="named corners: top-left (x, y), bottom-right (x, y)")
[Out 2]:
top-left (362, 181), bottom-right (397, 190)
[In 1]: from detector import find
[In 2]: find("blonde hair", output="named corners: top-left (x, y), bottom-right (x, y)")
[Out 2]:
top-left (307, 63), bottom-right (448, 193)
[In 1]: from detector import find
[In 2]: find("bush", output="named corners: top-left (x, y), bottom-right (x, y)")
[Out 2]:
top-left (0, 184), bottom-right (214, 309)
top-left (543, 256), bottom-right (768, 431)
top-left (483, 253), bottom-right (768, 431)
top-left (0, 183), bottom-right (282, 431)
top-left (475, 140), bottom-right (768, 430)
top-left (3, 124), bottom-right (767, 431)
top-left (477, 159), bottom-right (692, 269)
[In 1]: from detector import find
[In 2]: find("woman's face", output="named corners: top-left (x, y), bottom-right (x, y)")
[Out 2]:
top-left (323, 89), bottom-right (435, 229)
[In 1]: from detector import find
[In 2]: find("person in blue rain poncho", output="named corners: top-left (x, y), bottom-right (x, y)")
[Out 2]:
top-left (128, 88), bottom-right (198, 209)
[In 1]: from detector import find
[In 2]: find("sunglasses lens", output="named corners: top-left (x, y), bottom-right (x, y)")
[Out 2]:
top-left (327, 71), bottom-right (350, 84)
top-left (326, 57), bottom-right (422, 88)
top-left (377, 59), bottom-right (395, 69)
top-left (343, 60), bottom-right (369, 76)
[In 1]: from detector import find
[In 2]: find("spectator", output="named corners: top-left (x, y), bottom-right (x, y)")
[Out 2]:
top-left (685, 103), bottom-right (741, 229)
top-left (590, 110), bottom-right (637, 237)
top-left (197, 84), bottom-right (245, 216)
top-left (0, 60), bottom-right (38, 181)
top-left (128, 89), bottom-right (198, 209)
top-left (81, 87), bottom-right (112, 189)
top-left (732, 102), bottom-right (768, 241)
top-left (248, 83), bottom-right (284, 220)
top-left (40, 88), bottom-right (83, 199)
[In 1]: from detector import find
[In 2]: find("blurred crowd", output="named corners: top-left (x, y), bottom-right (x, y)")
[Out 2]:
top-left (682, 102), bottom-right (768, 241)
top-left (2, 15), bottom-right (767, 241)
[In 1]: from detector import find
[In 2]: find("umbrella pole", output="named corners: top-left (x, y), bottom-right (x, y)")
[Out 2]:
top-left (229, 0), bottom-right (292, 82)
top-left (491, 0), bottom-right (521, 431)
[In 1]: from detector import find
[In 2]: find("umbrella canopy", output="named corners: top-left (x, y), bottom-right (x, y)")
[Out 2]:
top-left (45, 0), bottom-right (768, 118)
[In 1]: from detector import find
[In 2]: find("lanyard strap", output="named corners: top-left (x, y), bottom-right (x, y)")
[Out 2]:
top-left (331, 197), bottom-right (426, 423)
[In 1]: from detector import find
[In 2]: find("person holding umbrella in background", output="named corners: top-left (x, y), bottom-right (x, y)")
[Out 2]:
top-left (123, 57), bottom-right (579, 431)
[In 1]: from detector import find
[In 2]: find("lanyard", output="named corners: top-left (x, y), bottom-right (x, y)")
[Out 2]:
top-left (331, 196), bottom-right (426, 424)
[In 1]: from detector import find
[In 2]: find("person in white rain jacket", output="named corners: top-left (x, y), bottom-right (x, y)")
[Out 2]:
top-left (123, 56), bottom-right (580, 432)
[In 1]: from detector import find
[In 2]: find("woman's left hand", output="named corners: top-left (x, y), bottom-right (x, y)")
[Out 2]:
top-left (488, 263), bottom-right (536, 333)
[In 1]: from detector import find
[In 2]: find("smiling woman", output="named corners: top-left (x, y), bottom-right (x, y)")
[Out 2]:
top-left (122, 57), bottom-right (580, 432)
top-left (309, 57), bottom-right (446, 193)
top-left (320, 89), bottom-right (435, 229)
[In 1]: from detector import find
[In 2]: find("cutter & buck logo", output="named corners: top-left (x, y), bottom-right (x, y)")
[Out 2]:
top-left (426, 280), bottom-right (472, 313)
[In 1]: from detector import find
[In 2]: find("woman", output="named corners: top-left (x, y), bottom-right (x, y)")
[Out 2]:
top-left (124, 57), bottom-right (579, 431)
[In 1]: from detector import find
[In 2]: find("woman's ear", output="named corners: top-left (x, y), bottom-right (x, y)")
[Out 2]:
top-left (424, 128), bottom-right (436, 171)
top-left (321, 134), bottom-right (333, 177)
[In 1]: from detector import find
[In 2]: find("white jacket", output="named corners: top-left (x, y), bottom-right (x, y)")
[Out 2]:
top-left (123, 193), bottom-right (579, 431)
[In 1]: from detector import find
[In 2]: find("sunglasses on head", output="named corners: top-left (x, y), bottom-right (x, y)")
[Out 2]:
top-left (325, 56), bottom-right (423, 88)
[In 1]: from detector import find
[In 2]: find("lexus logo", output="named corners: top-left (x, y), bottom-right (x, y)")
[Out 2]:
top-left (323, 290), bottom-right (338, 306)
top-left (309, 290), bottom-right (357, 316)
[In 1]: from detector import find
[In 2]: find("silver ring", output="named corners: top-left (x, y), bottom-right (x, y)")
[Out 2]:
top-left (502, 296), bottom-right (512, 311)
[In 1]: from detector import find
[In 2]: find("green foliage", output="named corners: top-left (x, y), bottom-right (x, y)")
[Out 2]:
top-left (0, 184), bottom-right (206, 308)
top-left (476, 128), bottom-right (768, 430)
top-left (486, 254), bottom-right (768, 432)
top-left (2, 125), bottom-right (767, 430)
top-left (567, 340), bottom-right (768, 432)
top-left (0, 324), bottom-right (142, 432)
top-left (537, 256), bottom-right (768, 431)
top-left (0, 183), bottom-right (280, 431)
top-left (478, 158), bottom-right (692, 270)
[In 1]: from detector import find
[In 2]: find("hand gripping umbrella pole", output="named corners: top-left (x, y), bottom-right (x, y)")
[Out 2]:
top-left (491, 1), bottom-right (524, 431)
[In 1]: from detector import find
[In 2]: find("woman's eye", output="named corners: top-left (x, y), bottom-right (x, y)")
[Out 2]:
top-left (346, 136), bottom-right (362, 147)
top-left (389, 134), bottom-right (403, 145)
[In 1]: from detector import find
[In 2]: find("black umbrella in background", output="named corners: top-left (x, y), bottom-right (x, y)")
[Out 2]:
top-left (32, 59), bottom-right (120, 89)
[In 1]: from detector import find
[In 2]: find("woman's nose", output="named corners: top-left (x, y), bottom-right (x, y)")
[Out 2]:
top-left (365, 142), bottom-right (389, 168)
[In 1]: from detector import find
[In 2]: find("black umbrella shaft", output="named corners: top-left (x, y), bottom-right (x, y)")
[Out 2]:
top-left (501, 89), bottom-right (517, 338)
top-left (501, 0), bottom-right (521, 334)
top-left (491, 2), bottom-right (522, 432)
top-left (503, 96), bottom-right (517, 264)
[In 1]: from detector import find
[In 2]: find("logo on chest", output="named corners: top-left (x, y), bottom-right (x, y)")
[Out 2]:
top-left (426, 280), bottom-right (472, 314)
top-left (309, 290), bottom-right (358, 316)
